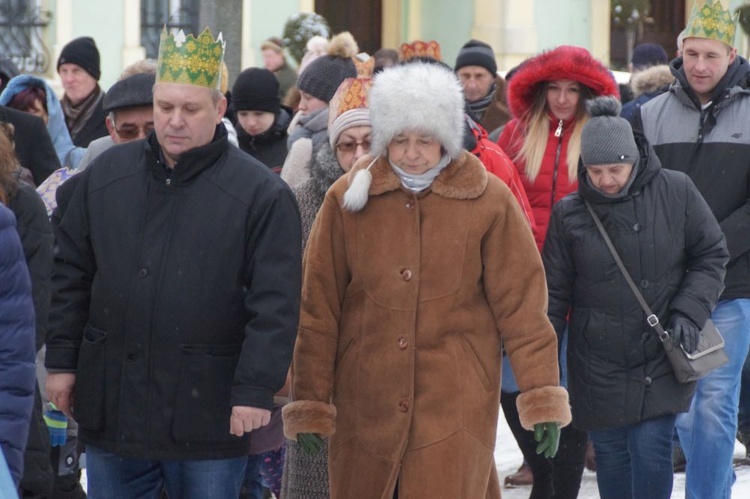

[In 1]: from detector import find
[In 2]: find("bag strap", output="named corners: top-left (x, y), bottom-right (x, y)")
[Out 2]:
top-left (584, 200), bottom-right (670, 342)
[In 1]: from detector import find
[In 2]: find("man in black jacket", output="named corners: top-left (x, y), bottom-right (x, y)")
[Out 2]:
top-left (634, 2), bottom-right (750, 497)
top-left (0, 105), bottom-right (60, 185)
top-left (45, 28), bottom-right (301, 498)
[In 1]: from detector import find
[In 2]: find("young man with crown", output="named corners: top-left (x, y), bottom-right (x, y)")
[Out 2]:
top-left (44, 28), bottom-right (302, 498)
top-left (634, 1), bottom-right (750, 497)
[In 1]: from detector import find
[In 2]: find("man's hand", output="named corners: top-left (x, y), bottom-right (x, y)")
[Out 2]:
top-left (229, 406), bottom-right (271, 436)
top-left (46, 373), bottom-right (76, 419)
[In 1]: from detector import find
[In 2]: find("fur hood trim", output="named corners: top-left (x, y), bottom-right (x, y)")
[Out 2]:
top-left (310, 142), bottom-right (346, 199)
top-left (369, 62), bottom-right (465, 160)
top-left (508, 45), bottom-right (619, 118)
top-left (630, 64), bottom-right (674, 98)
top-left (342, 150), bottom-right (488, 212)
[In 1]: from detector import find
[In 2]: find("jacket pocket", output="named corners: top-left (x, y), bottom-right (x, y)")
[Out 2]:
top-left (73, 324), bottom-right (107, 430)
top-left (172, 343), bottom-right (241, 443)
top-left (459, 336), bottom-right (492, 391)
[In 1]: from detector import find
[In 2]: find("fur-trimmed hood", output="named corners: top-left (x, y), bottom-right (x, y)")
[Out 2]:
top-left (345, 150), bottom-right (488, 203)
top-left (630, 65), bottom-right (674, 98)
top-left (309, 141), bottom-right (346, 199)
top-left (369, 62), bottom-right (465, 160)
top-left (508, 45), bottom-right (619, 118)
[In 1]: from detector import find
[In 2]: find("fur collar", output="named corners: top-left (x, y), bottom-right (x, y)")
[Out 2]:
top-left (346, 151), bottom-right (488, 200)
top-left (630, 65), bottom-right (674, 98)
top-left (310, 142), bottom-right (345, 199)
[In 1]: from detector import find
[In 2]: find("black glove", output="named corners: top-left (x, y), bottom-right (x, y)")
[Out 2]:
top-left (669, 314), bottom-right (699, 354)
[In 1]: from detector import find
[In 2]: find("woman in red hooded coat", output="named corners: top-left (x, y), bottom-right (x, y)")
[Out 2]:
top-left (497, 45), bottom-right (619, 498)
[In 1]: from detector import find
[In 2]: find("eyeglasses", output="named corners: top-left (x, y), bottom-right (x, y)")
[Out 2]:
top-left (116, 124), bottom-right (154, 140)
top-left (335, 140), bottom-right (371, 154)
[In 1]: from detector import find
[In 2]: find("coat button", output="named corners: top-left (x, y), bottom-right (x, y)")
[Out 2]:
top-left (138, 268), bottom-right (149, 278)
top-left (641, 333), bottom-right (650, 343)
top-left (645, 376), bottom-right (652, 385)
top-left (398, 336), bottom-right (408, 349)
top-left (640, 279), bottom-right (649, 288)
top-left (399, 399), bottom-right (410, 412)
top-left (127, 353), bottom-right (136, 362)
top-left (401, 269), bottom-right (413, 281)
top-left (405, 200), bottom-right (415, 209)
top-left (633, 223), bottom-right (641, 232)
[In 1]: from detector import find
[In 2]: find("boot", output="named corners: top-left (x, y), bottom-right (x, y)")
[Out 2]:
top-left (504, 462), bottom-right (533, 487)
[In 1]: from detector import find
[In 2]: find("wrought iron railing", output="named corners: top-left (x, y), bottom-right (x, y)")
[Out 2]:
top-left (0, 0), bottom-right (53, 73)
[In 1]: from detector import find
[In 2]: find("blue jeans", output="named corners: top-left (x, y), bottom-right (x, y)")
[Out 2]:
top-left (738, 345), bottom-right (750, 436)
top-left (676, 298), bottom-right (750, 499)
top-left (86, 445), bottom-right (247, 499)
top-left (589, 415), bottom-right (676, 499)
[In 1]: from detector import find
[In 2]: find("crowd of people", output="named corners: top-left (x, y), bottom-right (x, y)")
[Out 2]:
top-left (0, 0), bottom-right (749, 498)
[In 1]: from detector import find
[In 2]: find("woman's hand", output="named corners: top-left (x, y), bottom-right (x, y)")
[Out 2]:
top-left (669, 314), bottom-right (699, 353)
top-left (534, 422), bottom-right (560, 458)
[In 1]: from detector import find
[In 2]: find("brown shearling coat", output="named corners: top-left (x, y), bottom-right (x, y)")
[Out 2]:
top-left (283, 151), bottom-right (571, 499)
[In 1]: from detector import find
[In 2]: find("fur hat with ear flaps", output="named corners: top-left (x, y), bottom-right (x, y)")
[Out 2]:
top-left (342, 62), bottom-right (466, 212)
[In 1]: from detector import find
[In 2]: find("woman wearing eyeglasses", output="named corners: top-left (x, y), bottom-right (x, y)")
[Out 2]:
top-left (280, 77), bottom-right (373, 499)
top-left (283, 62), bottom-right (571, 499)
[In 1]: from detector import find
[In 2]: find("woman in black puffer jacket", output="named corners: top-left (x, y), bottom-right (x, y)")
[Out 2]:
top-left (543, 97), bottom-right (728, 499)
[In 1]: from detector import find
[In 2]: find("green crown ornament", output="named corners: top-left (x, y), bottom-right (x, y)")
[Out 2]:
top-left (157, 27), bottom-right (225, 89)
top-left (684, 0), bottom-right (737, 47)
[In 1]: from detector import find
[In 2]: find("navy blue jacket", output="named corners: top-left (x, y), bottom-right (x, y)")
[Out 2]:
top-left (0, 203), bottom-right (36, 484)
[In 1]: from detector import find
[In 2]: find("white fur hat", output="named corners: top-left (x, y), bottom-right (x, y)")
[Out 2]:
top-left (369, 61), bottom-right (465, 160)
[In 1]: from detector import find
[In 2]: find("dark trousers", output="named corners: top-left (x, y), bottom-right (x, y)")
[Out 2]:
top-left (501, 390), bottom-right (587, 499)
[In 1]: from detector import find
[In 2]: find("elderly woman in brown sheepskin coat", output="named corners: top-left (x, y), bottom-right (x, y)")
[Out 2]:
top-left (282, 61), bottom-right (571, 499)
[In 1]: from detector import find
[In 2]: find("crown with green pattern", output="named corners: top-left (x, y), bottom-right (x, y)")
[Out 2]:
top-left (157, 27), bottom-right (225, 89)
top-left (683, 0), bottom-right (737, 47)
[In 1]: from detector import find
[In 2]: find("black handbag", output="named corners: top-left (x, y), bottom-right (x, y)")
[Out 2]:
top-left (585, 201), bottom-right (728, 383)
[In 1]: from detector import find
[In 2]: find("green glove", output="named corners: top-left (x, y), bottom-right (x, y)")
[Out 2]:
top-left (297, 432), bottom-right (324, 455)
top-left (534, 422), bottom-right (560, 458)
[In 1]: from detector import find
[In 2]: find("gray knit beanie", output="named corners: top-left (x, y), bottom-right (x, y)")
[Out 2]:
top-left (297, 55), bottom-right (357, 103)
top-left (581, 96), bottom-right (639, 167)
top-left (454, 39), bottom-right (497, 75)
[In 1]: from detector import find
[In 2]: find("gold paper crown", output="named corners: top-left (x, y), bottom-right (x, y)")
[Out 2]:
top-left (157, 27), bottom-right (226, 89)
top-left (398, 40), bottom-right (442, 62)
top-left (684, 0), bottom-right (737, 47)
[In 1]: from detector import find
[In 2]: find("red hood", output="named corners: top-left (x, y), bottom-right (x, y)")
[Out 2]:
top-left (507, 45), bottom-right (620, 119)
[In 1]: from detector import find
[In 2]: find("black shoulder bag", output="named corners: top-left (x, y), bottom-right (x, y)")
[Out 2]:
top-left (585, 201), bottom-right (728, 383)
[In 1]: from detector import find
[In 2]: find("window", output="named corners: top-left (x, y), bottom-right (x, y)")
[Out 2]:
top-left (0, 0), bottom-right (53, 73)
top-left (141, 0), bottom-right (199, 59)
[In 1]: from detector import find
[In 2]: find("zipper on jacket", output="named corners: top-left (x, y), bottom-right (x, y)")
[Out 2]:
top-left (551, 121), bottom-right (564, 209)
top-left (697, 109), bottom-right (707, 143)
top-left (554, 119), bottom-right (563, 138)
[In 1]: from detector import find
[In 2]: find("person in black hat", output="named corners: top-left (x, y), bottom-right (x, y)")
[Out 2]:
top-left (57, 36), bottom-right (108, 147)
top-left (232, 68), bottom-right (293, 172)
top-left (454, 39), bottom-right (510, 135)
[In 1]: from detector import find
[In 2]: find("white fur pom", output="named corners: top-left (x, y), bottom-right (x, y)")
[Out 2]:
top-left (342, 168), bottom-right (373, 212)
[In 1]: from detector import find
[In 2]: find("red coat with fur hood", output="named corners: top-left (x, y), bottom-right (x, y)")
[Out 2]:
top-left (498, 45), bottom-right (619, 250)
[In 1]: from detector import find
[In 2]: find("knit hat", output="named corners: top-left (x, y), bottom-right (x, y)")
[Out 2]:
top-left (683, 0), bottom-right (736, 47)
top-left (342, 62), bottom-right (464, 212)
top-left (454, 39), bottom-right (497, 76)
top-left (297, 32), bottom-right (358, 103)
top-left (581, 96), bottom-right (639, 167)
top-left (261, 37), bottom-right (285, 53)
top-left (57, 37), bottom-right (101, 80)
top-left (232, 68), bottom-right (280, 113)
top-left (631, 43), bottom-right (668, 70)
top-left (328, 77), bottom-right (373, 148)
top-left (103, 73), bottom-right (155, 113)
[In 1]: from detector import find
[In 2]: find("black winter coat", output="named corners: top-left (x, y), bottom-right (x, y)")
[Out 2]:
top-left (236, 107), bottom-right (292, 172)
top-left (46, 126), bottom-right (302, 460)
top-left (542, 135), bottom-right (728, 431)
top-left (0, 105), bottom-right (60, 184)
